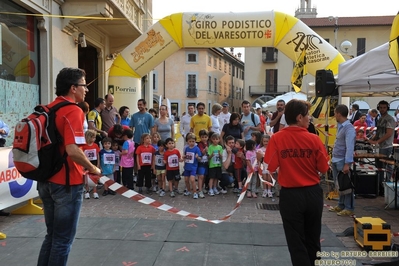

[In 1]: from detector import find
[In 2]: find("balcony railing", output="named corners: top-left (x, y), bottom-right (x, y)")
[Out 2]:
top-left (248, 85), bottom-right (291, 97)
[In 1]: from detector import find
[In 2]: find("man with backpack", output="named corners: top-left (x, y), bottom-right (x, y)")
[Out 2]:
top-left (241, 100), bottom-right (261, 140)
top-left (36, 68), bottom-right (101, 266)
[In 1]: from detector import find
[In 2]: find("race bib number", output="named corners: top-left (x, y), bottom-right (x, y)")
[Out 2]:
top-left (200, 155), bottom-right (208, 163)
top-left (168, 154), bottom-right (179, 168)
top-left (212, 152), bottom-right (220, 164)
top-left (103, 153), bottom-right (115, 164)
top-left (141, 152), bottom-right (152, 164)
top-left (185, 152), bottom-right (195, 163)
top-left (84, 149), bottom-right (97, 161)
top-left (155, 154), bottom-right (165, 166)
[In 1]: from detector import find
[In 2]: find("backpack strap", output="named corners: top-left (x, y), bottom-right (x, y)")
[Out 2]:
top-left (48, 101), bottom-right (75, 192)
top-left (251, 113), bottom-right (256, 126)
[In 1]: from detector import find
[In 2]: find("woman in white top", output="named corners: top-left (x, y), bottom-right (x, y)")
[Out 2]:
top-left (77, 101), bottom-right (90, 133)
top-left (210, 103), bottom-right (223, 134)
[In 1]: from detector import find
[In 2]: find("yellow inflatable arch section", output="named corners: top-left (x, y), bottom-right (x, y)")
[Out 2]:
top-left (109, 11), bottom-right (345, 109)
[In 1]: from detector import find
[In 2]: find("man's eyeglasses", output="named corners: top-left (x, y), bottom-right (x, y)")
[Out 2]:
top-left (75, 84), bottom-right (88, 89)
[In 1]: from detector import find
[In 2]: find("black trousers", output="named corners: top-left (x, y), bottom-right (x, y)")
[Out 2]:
top-left (137, 165), bottom-right (152, 188)
top-left (279, 184), bottom-right (323, 266)
top-left (121, 167), bottom-right (134, 190)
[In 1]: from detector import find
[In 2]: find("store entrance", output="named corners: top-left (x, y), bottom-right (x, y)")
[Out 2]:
top-left (78, 45), bottom-right (98, 109)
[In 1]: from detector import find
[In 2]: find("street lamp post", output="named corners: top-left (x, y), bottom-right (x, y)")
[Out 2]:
top-left (329, 16), bottom-right (339, 49)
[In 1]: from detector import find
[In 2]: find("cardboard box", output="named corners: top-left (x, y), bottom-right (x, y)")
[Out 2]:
top-left (354, 217), bottom-right (391, 251)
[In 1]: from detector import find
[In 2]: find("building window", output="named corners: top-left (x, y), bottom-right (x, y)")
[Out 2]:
top-left (224, 82), bottom-right (227, 96)
top-left (214, 57), bottom-right (217, 68)
top-left (186, 52), bottom-right (198, 63)
top-left (208, 76), bottom-right (212, 92)
top-left (262, 47), bottom-right (278, 63)
top-left (224, 60), bottom-right (227, 73)
top-left (219, 59), bottom-right (222, 70)
top-left (218, 80), bottom-right (221, 94)
top-left (187, 73), bottom-right (197, 97)
top-left (229, 64), bottom-right (231, 75)
top-left (265, 69), bottom-right (278, 93)
top-left (208, 55), bottom-right (212, 66)
top-left (214, 78), bottom-right (217, 93)
top-left (357, 38), bottom-right (366, 56)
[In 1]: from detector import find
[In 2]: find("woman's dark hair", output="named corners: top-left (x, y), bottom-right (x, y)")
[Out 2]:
top-left (119, 106), bottom-right (129, 116)
top-left (113, 124), bottom-right (124, 136)
top-left (251, 131), bottom-right (262, 145)
top-left (228, 112), bottom-right (241, 127)
top-left (55, 67), bottom-right (86, 96)
top-left (285, 99), bottom-right (310, 125)
top-left (77, 101), bottom-right (89, 113)
top-left (122, 129), bottom-right (133, 139)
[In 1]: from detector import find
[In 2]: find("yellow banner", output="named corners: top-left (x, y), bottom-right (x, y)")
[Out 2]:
top-left (389, 13), bottom-right (399, 71)
top-left (291, 49), bottom-right (307, 92)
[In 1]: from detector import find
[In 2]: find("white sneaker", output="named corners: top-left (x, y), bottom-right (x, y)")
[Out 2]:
top-left (193, 193), bottom-right (198, 199)
top-left (159, 190), bottom-right (166, 197)
top-left (262, 190), bottom-right (268, 198)
top-left (208, 189), bottom-right (215, 196)
top-left (93, 192), bottom-right (99, 199)
top-left (183, 190), bottom-right (191, 196)
top-left (268, 192), bottom-right (273, 198)
top-left (152, 186), bottom-right (157, 192)
top-left (199, 191), bottom-right (205, 198)
top-left (213, 188), bottom-right (220, 195)
top-left (85, 192), bottom-right (90, 199)
top-left (220, 189), bottom-right (227, 194)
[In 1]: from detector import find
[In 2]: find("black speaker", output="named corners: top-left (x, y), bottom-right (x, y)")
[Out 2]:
top-left (354, 171), bottom-right (378, 196)
top-left (315, 70), bottom-right (337, 97)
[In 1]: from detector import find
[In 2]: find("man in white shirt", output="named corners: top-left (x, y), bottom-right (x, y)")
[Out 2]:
top-left (218, 102), bottom-right (231, 129)
top-left (179, 104), bottom-right (195, 139)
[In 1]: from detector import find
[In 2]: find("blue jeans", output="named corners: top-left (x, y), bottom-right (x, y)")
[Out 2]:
top-left (37, 182), bottom-right (84, 266)
top-left (332, 160), bottom-right (354, 211)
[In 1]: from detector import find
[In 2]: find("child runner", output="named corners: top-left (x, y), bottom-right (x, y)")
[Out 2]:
top-left (136, 133), bottom-right (156, 194)
top-left (154, 140), bottom-right (166, 196)
top-left (245, 139), bottom-right (258, 198)
top-left (151, 132), bottom-right (161, 192)
top-left (196, 129), bottom-right (209, 198)
top-left (81, 130), bottom-right (101, 199)
top-left (258, 135), bottom-right (273, 198)
top-left (112, 140), bottom-right (121, 184)
top-left (183, 133), bottom-right (202, 199)
top-left (234, 139), bottom-right (246, 196)
top-left (99, 137), bottom-right (116, 196)
top-left (120, 129), bottom-right (135, 190)
top-left (207, 133), bottom-right (223, 196)
top-left (163, 138), bottom-right (183, 197)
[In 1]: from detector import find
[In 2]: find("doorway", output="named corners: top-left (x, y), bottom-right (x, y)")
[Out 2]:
top-left (78, 45), bottom-right (98, 109)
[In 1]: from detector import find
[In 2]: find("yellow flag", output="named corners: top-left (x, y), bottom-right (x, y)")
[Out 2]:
top-left (291, 49), bottom-right (307, 92)
top-left (389, 12), bottom-right (399, 72)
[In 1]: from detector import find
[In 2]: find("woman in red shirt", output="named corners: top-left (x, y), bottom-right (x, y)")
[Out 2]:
top-left (353, 113), bottom-right (367, 132)
top-left (264, 99), bottom-right (329, 266)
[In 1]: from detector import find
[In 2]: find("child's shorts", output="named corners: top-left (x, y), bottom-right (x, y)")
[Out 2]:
top-left (197, 163), bottom-right (208, 175)
top-left (166, 170), bottom-right (180, 181)
top-left (155, 169), bottom-right (166, 176)
top-left (183, 168), bottom-right (197, 177)
top-left (208, 167), bottom-right (222, 180)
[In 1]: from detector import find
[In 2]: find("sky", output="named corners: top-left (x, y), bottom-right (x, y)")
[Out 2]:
top-left (152, 0), bottom-right (398, 59)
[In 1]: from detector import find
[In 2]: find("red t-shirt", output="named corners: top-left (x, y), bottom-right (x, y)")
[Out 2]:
top-left (259, 115), bottom-right (266, 133)
top-left (48, 97), bottom-right (86, 185)
top-left (81, 143), bottom-right (100, 164)
top-left (136, 144), bottom-right (155, 166)
top-left (264, 126), bottom-right (329, 188)
top-left (353, 120), bottom-right (367, 132)
top-left (163, 149), bottom-right (181, 170)
top-left (234, 148), bottom-right (244, 169)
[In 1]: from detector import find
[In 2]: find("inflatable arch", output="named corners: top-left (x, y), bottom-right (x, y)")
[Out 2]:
top-left (109, 11), bottom-right (345, 109)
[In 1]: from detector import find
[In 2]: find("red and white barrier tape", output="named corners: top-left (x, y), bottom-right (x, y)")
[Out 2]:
top-left (315, 124), bottom-right (399, 131)
top-left (95, 168), bottom-right (273, 224)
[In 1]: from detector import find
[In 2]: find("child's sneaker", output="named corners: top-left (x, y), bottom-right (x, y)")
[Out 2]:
top-left (152, 186), bottom-right (158, 192)
top-left (262, 190), bottom-right (268, 198)
top-left (170, 191), bottom-right (176, 197)
top-left (85, 192), bottom-right (90, 199)
top-left (193, 193), bottom-right (198, 199)
top-left (268, 191), bottom-right (273, 198)
top-left (208, 189), bottom-right (215, 196)
top-left (159, 190), bottom-right (166, 197)
top-left (138, 187), bottom-right (143, 193)
top-left (214, 188), bottom-right (220, 195)
top-left (183, 190), bottom-right (191, 196)
top-left (93, 193), bottom-right (99, 199)
top-left (220, 189), bottom-right (228, 194)
top-left (199, 191), bottom-right (205, 198)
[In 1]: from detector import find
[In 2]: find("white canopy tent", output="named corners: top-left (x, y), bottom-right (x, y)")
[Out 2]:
top-left (262, 91), bottom-right (308, 108)
top-left (336, 42), bottom-right (399, 97)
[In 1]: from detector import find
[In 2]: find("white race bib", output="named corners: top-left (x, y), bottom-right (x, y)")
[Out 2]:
top-left (84, 149), bottom-right (97, 161)
top-left (103, 153), bottom-right (115, 164)
top-left (168, 154), bottom-right (179, 168)
top-left (185, 152), bottom-right (195, 164)
top-left (141, 152), bottom-right (152, 164)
